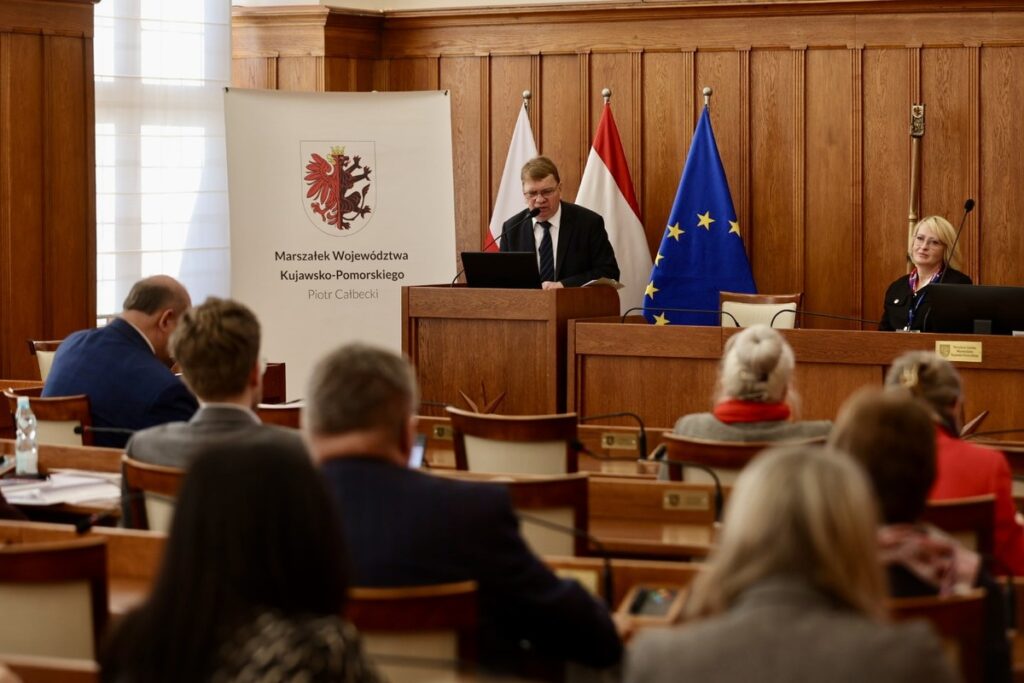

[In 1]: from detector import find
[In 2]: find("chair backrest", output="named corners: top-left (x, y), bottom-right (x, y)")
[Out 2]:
top-left (3, 389), bottom-right (92, 447)
top-left (121, 456), bottom-right (185, 532)
top-left (347, 581), bottom-right (477, 683)
top-left (719, 291), bottom-right (803, 329)
top-left (921, 495), bottom-right (995, 558)
top-left (255, 402), bottom-right (301, 429)
top-left (887, 588), bottom-right (985, 683)
top-left (26, 340), bottom-right (63, 382)
top-left (446, 406), bottom-right (578, 474)
top-left (661, 433), bottom-right (826, 484)
top-left (0, 538), bottom-right (107, 660)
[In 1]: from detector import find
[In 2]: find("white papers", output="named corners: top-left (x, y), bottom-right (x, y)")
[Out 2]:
top-left (1, 471), bottom-right (121, 507)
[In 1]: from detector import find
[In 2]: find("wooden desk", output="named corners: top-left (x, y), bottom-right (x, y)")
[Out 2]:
top-left (0, 520), bottom-right (164, 618)
top-left (0, 439), bottom-right (122, 473)
top-left (569, 322), bottom-right (1024, 431)
top-left (545, 555), bottom-right (702, 607)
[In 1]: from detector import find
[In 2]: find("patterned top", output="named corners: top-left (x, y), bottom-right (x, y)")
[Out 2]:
top-left (211, 611), bottom-right (383, 683)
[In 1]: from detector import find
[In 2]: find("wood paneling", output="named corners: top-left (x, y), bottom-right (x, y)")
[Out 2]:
top-left (233, 1), bottom-right (1024, 331)
top-left (0, 1), bottom-right (95, 378)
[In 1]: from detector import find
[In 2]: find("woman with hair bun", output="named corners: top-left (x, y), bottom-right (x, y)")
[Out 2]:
top-left (885, 350), bottom-right (1024, 577)
top-left (673, 324), bottom-right (831, 442)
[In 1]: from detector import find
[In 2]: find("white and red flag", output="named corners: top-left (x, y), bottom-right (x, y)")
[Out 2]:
top-left (486, 102), bottom-right (538, 250)
top-left (576, 103), bottom-right (653, 313)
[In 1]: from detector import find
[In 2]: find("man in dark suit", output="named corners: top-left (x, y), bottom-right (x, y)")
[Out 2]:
top-left (126, 297), bottom-right (306, 469)
top-left (306, 343), bottom-right (623, 676)
top-left (500, 156), bottom-right (619, 289)
top-left (43, 275), bottom-right (198, 448)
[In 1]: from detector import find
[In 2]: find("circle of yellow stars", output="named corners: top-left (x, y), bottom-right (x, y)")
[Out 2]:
top-left (644, 210), bottom-right (743, 325)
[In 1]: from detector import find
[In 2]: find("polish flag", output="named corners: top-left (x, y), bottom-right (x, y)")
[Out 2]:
top-left (486, 103), bottom-right (538, 251)
top-left (576, 103), bottom-right (653, 313)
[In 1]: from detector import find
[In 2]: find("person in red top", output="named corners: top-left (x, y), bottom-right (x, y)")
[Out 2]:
top-left (885, 350), bottom-right (1024, 576)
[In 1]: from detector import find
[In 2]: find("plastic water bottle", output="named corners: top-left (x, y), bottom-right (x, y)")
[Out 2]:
top-left (15, 396), bottom-right (38, 475)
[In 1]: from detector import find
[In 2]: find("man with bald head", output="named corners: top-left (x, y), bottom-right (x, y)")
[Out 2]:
top-left (44, 275), bottom-right (199, 448)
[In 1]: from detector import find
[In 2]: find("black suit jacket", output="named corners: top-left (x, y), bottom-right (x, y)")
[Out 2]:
top-left (320, 457), bottom-right (622, 673)
top-left (499, 202), bottom-right (620, 287)
top-left (879, 267), bottom-right (972, 331)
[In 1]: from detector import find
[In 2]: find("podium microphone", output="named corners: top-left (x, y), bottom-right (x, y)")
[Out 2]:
top-left (769, 309), bottom-right (881, 328)
top-left (451, 208), bottom-right (540, 286)
top-left (938, 198), bottom-right (975, 285)
top-left (620, 307), bottom-right (740, 327)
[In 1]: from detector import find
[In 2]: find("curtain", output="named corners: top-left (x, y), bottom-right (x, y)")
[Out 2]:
top-left (94, 0), bottom-right (231, 319)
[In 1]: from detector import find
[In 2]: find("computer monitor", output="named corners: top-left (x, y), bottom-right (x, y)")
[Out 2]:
top-left (460, 251), bottom-right (541, 289)
top-left (924, 283), bottom-right (1024, 335)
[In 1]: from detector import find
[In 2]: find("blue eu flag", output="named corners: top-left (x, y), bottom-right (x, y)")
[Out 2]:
top-left (642, 106), bottom-right (756, 326)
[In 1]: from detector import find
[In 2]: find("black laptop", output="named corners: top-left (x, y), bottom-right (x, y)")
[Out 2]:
top-left (460, 251), bottom-right (542, 289)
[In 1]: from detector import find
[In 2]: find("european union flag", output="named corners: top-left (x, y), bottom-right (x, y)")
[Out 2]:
top-left (642, 106), bottom-right (756, 326)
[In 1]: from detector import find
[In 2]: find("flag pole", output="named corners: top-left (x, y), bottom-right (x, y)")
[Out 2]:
top-left (907, 104), bottom-right (925, 258)
top-left (703, 86), bottom-right (713, 109)
top-left (522, 89), bottom-right (531, 111)
top-left (602, 87), bottom-right (611, 105)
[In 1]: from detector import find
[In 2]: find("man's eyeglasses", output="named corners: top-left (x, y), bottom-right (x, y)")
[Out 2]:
top-left (524, 186), bottom-right (559, 200)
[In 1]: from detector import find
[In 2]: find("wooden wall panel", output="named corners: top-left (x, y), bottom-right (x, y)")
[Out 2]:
top-left (232, 57), bottom-right (275, 90)
top-left (921, 48), bottom-right (973, 275)
top-left (641, 51), bottom-right (691, 256)
top-left (861, 48), bottom-right (911, 326)
top-left (980, 47), bottom-right (1024, 287)
top-left (804, 48), bottom-right (856, 327)
top-left (277, 56), bottom-right (322, 91)
top-left (441, 55), bottom-right (484, 265)
top-left (539, 54), bottom-right (584, 198)
top-left (0, 0), bottom-right (95, 378)
top-left (749, 49), bottom-right (801, 294)
top-left (325, 57), bottom-right (377, 91)
top-left (232, 1), bottom-right (1024, 334)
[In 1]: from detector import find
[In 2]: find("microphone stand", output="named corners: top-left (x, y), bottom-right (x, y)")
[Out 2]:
top-left (578, 412), bottom-right (647, 462)
top-left (645, 444), bottom-right (724, 522)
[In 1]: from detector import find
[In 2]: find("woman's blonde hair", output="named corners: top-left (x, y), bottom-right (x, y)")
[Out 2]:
top-left (883, 350), bottom-right (961, 426)
top-left (910, 215), bottom-right (962, 272)
top-left (685, 445), bottom-right (887, 621)
top-left (716, 324), bottom-right (795, 405)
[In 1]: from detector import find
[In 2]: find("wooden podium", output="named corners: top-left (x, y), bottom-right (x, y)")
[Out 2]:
top-left (402, 285), bottom-right (619, 415)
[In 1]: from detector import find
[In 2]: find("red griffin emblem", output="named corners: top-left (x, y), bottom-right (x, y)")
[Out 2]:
top-left (304, 146), bottom-right (373, 230)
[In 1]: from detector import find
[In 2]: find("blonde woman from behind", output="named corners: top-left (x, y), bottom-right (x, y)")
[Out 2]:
top-left (626, 445), bottom-right (957, 683)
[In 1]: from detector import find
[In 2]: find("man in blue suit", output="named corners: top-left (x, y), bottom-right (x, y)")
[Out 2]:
top-left (44, 275), bottom-right (198, 448)
top-left (306, 343), bottom-right (623, 677)
top-left (500, 156), bottom-right (619, 289)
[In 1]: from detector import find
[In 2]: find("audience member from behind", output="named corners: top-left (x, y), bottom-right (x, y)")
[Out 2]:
top-left (101, 443), bottom-right (380, 683)
top-left (305, 343), bottom-right (622, 675)
top-left (43, 275), bottom-right (198, 448)
top-left (126, 297), bottom-right (305, 469)
top-left (674, 324), bottom-right (831, 441)
top-left (830, 387), bottom-right (1010, 683)
top-left (626, 445), bottom-right (957, 683)
top-left (885, 350), bottom-right (1024, 576)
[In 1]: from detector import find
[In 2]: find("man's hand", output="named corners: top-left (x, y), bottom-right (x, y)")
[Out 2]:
top-left (541, 281), bottom-right (564, 290)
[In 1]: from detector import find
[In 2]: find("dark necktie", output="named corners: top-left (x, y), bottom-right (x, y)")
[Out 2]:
top-left (538, 221), bottom-right (554, 282)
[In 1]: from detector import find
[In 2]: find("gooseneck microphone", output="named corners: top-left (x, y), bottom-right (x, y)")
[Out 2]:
top-left (620, 306), bottom-right (740, 327)
top-left (74, 425), bottom-right (136, 437)
top-left (646, 444), bottom-right (724, 523)
top-left (769, 309), bottom-right (882, 328)
top-left (450, 208), bottom-right (541, 286)
top-left (938, 198), bottom-right (975, 285)
top-left (579, 412), bottom-right (647, 463)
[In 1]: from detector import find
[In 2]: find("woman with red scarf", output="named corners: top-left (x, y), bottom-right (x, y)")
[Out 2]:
top-left (673, 324), bottom-right (831, 442)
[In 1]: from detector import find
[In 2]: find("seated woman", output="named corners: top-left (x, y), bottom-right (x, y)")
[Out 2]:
top-left (885, 350), bottom-right (1024, 577)
top-left (101, 443), bottom-right (381, 683)
top-left (673, 324), bottom-right (830, 442)
top-left (830, 387), bottom-right (1010, 683)
top-left (880, 215), bottom-right (971, 331)
top-left (626, 445), bottom-right (956, 683)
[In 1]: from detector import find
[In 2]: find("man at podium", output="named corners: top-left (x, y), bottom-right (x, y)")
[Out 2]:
top-left (500, 156), bottom-right (619, 290)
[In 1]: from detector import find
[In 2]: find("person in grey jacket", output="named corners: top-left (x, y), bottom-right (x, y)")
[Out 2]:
top-left (627, 445), bottom-right (958, 683)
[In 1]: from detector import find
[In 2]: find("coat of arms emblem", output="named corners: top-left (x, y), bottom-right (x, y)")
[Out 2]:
top-left (300, 141), bottom-right (376, 236)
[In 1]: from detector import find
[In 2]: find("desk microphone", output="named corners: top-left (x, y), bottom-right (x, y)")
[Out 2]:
top-left (938, 198), bottom-right (975, 285)
top-left (620, 307), bottom-right (740, 327)
top-left (450, 208), bottom-right (540, 286)
top-left (646, 444), bottom-right (724, 523)
top-left (769, 309), bottom-right (882, 328)
top-left (579, 412), bottom-right (647, 462)
top-left (516, 511), bottom-right (615, 609)
top-left (74, 425), bottom-right (136, 437)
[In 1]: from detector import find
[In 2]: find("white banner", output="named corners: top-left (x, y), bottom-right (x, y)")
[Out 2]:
top-left (225, 90), bottom-right (456, 399)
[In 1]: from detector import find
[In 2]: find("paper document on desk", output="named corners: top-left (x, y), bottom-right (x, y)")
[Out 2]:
top-left (582, 278), bottom-right (624, 289)
top-left (3, 472), bottom-right (121, 507)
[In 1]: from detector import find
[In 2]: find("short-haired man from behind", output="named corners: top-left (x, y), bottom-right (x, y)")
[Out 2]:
top-left (305, 343), bottom-right (623, 676)
top-left (126, 297), bottom-right (306, 469)
top-left (44, 275), bottom-right (199, 448)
